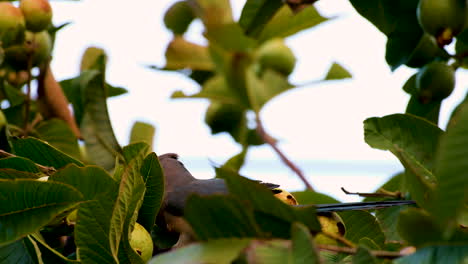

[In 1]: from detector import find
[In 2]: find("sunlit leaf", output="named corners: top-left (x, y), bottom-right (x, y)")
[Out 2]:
top-left (339, 211), bottom-right (385, 249)
top-left (239, 0), bottom-right (283, 37)
top-left (129, 122), bottom-right (156, 152)
top-left (34, 119), bottom-right (82, 160)
top-left (164, 37), bottom-right (213, 70)
top-left (324, 62), bottom-right (352, 80)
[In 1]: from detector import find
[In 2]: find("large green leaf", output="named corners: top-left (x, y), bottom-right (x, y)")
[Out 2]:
top-left (137, 152), bottom-right (164, 233)
top-left (34, 119), bottom-right (82, 160)
top-left (0, 157), bottom-right (40, 173)
top-left (364, 114), bottom-right (442, 208)
top-left (339, 211), bottom-right (385, 249)
top-left (292, 191), bottom-right (340, 204)
top-left (30, 232), bottom-right (79, 263)
top-left (291, 223), bottom-right (320, 264)
top-left (244, 239), bottom-right (290, 263)
top-left (164, 37), bottom-right (213, 70)
top-left (238, 0), bottom-right (283, 37)
top-left (431, 99), bottom-right (468, 227)
top-left (0, 179), bottom-right (84, 245)
top-left (205, 23), bottom-right (256, 52)
top-left (129, 121), bottom-right (156, 152)
top-left (353, 246), bottom-right (377, 264)
top-left (11, 137), bottom-right (83, 169)
top-left (80, 56), bottom-right (122, 171)
top-left (0, 168), bottom-right (40, 179)
top-left (0, 237), bottom-right (39, 264)
top-left (149, 238), bottom-right (251, 264)
top-left (397, 208), bottom-right (444, 247)
top-left (394, 245), bottom-right (468, 264)
top-left (258, 5), bottom-right (328, 42)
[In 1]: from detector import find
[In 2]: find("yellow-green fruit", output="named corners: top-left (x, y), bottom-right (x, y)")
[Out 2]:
top-left (4, 30), bottom-right (52, 70)
top-left (130, 223), bottom-right (153, 262)
top-left (20, 0), bottom-right (53, 33)
top-left (163, 1), bottom-right (195, 35)
top-left (417, 0), bottom-right (467, 46)
top-left (0, 3), bottom-right (26, 47)
top-left (0, 110), bottom-right (6, 129)
top-left (80, 46), bottom-right (107, 72)
top-left (272, 188), bottom-right (298, 205)
top-left (257, 38), bottom-right (296, 76)
top-left (416, 61), bottom-right (455, 103)
top-left (315, 213), bottom-right (345, 245)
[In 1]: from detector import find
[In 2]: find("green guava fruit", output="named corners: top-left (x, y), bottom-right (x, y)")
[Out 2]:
top-left (20, 0), bottom-right (53, 33)
top-left (416, 61), bottom-right (455, 103)
top-left (315, 213), bottom-right (345, 245)
top-left (257, 38), bottom-right (296, 76)
top-left (0, 3), bottom-right (26, 47)
top-left (4, 30), bottom-right (52, 70)
top-left (6, 70), bottom-right (30, 87)
top-left (417, 0), bottom-right (467, 46)
top-left (164, 1), bottom-right (195, 35)
top-left (130, 223), bottom-right (153, 262)
top-left (80, 46), bottom-right (107, 72)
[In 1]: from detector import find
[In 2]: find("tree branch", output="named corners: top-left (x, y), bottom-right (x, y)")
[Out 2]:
top-left (0, 149), bottom-right (56, 176)
top-left (317, 244), bottom-right (410, 259)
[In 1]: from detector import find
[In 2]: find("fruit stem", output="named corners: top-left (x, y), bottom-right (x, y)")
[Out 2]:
top-left (255, 114), bottom-right (315, 191)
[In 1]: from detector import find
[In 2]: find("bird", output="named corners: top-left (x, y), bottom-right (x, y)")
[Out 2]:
top-left (157, 153), bottom-right (415, 247)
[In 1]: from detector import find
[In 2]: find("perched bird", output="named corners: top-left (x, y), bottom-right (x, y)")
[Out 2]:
top-left (157, 153), bottom-right (415, 246)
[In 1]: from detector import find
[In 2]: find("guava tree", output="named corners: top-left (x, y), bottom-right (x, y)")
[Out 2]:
top-left (0, 0), bottom-right (467, 263)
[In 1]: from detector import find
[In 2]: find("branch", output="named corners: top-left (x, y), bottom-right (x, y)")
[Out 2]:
top-left (341, 187), bottom-right (404, 199)
top-left (255, 115), bottom-right (314, 190)
top-left (317, 244), bottom-right (411, 259)
top-left (0, 149), bottom-right (56, 176)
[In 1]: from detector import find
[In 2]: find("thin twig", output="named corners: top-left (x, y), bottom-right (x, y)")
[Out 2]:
top-left (321, 230), bottom-right (355, 248)
top-left (317, 244), bottom-right (409, 259)
top-left (255, 115), bottom-right (314, 190)
top-left (0, 149), bottom-right (56, 175)
top-left (341, 187), bottom-right (403, 199)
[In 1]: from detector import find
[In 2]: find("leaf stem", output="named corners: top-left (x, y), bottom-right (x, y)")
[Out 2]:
top-left (255, 115), bottom-right (314, 190)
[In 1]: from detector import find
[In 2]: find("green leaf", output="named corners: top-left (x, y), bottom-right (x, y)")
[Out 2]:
top-left (185, 194), bottom-right (263, 240)
top-left (431, 100), bottom-right (468, 227)
top-left (1, 83), bottom-right (25, 107)
top-left (137, 152), bottom-right (164, 233)
top-left (0, 237), bottom-right (38, 264)
top-left (339, 211), bottom-right (385, 249)
top-left (291, 222), bottom-right (320, 264)
top-left (80, 57), bottom-right (122, 171)
top-left (0, 157), bottom-right (40, 173)
top-left (11, 137), bottom-right (83, 169)
top-left (238, 0), bottom-right (283, 37)
top-left (353, 246), bottom-right (377, 264)
top-left (364, 114), bottom-right (442, 208)
top-left (220, 148), bottom-right (248, 172)
top-left (394, 245), bottom-right (468, 264)
top-left (455, 29), bottom-right (468, 68)
top-left (0, 168), bottom-right (40, 179)
top-left (129, 121), bottom-right (156, 152)
top-left (324, 62), bottom-right (352, 80)
top-left (107, 84), bottom-right (127, 98)
top-left (397, 208), bottom-right (444, 247)
top-left (0, 179), bottom-right (84, 245)
top-left (164, 37), bottom-right (213, 70)
top-left (244, 239), bottom-right (290, 264)
top-left (29, 233), bottom-right (79, 263)
top-left (258, 5), bottom-right (328, 42)
top-left (292, 191), bottom-right (340, 204)
top-left (205, 23), bottom-right (256, 52)
top-left (34, 119), bottom-right (82, 160)
top-left (149, 238), bottom-right (251, 264)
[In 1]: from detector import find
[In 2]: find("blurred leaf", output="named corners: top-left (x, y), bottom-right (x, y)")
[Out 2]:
top-left (353, 246), bottom-right (377, 264)
top-left (394, 245), bottom-right (468, 264)
top-left (165, 37), bottom-right (213, 70)
top-left (0, 168), bottom-right (39, 179)
top-left (339, 211), bottom-right (385, 249)
top-left (185, 194), bottom-right (263, 240)
top-left (205, 23), bottom-right (256, 52)
top-left (239, 0), bottom-right (283, 37)
top-left (137, 152), bottom-right (164, 233)
top-left (107, 84), bottom-right (127, 97)
top-left (0, 157), bottom-right (40, 173)
top-left (129, 121), bottom-right (156, 152)
top-left (34, 119), bottom-right (81, 160)
top-left (11, 137), bottom-right (83, 169)
top-left (221, 148), bottom-right (248, 172)
top-left (80, 56), bottom-right (122, 171)
top-left (292, 191), bottom-right (340, 204)
top-left (0, 179), bottom-right (83, 245)
top-left (291, 223), bottom-right (320, 264)
top-left (149, 238), bottom-right (250, 264)
top-left (259, 5), bottom-right (328, 42)
top-left (431, 100), bottom-right (468, 227)
top-left (0, 237), bottom-right (38, 264)
top-left (244, 239), bottom-right (290, 264)
top-left (397, 208), bottom-right (444, 247)
top-left (193, 0), bottom-right (233, 26)
top-left (455, 29), bottom-right (468, 68)
top-left (406, 96), bottom-right (441, 125)
top-left (364, 114), bottom-right (442, 208)
top-left (163, 1), bottom-right (196, 35)
top-left (1, 83), bottom-right (25, 107)
top-left (324, 62), bottom-right (352, 80)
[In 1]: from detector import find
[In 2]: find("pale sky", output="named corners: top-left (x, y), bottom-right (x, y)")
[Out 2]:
top-left (47, 0), bottom-right (468, 198)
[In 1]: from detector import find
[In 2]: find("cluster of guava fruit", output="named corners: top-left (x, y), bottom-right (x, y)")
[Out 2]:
top-left (412, 0), bottom-right (467, 103)
top-left (0, 0), bottom-right (53, 88)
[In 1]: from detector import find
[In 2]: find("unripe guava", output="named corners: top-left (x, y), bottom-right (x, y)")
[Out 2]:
top-left (257, 38), bottom-right (296, 76)
top-left (416, 61), bottom-right (455, 103)
top-left (417, 0), bottom-right (467, 46)
top-left (315, 213), bottom-right (345, 245)
top-left (6, 70), bottom-right (30, 87)
top-left (130, 223), bottom-right (153, 262)
top-left (204, 102), bottom-right (244, 134)
top-left (0, 3), bottom-right (26, 47)
top-left (80, 46), bottom-right (107, 72)
top-left (4, 30), bottom-right (52, 70)
top-left (272, 188), bottom-right (298, 205)
top-left (164, 1), bottom-right (195, 35)
top-left (19, 0), bottom-right (53, 33)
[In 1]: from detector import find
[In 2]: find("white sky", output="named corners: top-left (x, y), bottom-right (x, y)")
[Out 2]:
top-left (47, 0), bottom-right (468, 196)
